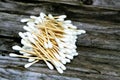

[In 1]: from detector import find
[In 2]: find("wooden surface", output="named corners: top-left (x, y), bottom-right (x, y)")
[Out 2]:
top-left (0, 0), bottom-right (120, 80)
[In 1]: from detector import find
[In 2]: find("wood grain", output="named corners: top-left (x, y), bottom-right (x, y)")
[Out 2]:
top-left (0, 0), bottom-right (120, 80)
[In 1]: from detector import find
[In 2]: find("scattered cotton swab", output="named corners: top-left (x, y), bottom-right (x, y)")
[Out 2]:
top-left (12, 45), bottom-right (22, 51)
top-left (45, 61), bottom-right (54, 70)
top-left (9, 53), bottom-right (20, 57)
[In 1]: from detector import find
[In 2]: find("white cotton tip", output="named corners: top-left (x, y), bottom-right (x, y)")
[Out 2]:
top-left (58, 15), bottom-right (66, 19)
top-left (34, 19), bottom-right (40, 24)
top-left (77, 30), bottom-right (86, 34)
top-left (60, 38), bottom-right (68, 42)
top-left (21, 18), bottom-right (30, 22)
top-left (27, 22), bottom-right (35, 28)
top-left (24, 62), bottom-right (33, 68)
top-left (56, 67), bottom-right (63, 74)
top-left (53, 60), bottom-right (60, 67)
top-left (46, 61), bottom-right (54, 70)
top-left (28, 35), bottom-right (36, 44)
top-left (64, 58), bottom-right (71, 63)
top-left (19, 51), bottom-right (27, 54)
top-left (34, 17), bottom-right (43, 23)
top-left (58, 43), bottom-right (64, 49)
top-left (64, 20), bottom-right (71, 24)
top-left (66, 55), bottom-right (73, 60)
top-left (55, 38), bottom-right (60, 43)
top-left (70, 25), bottom-right (77, 29)
top-left (30, 16), bottom-right (37, 19)
top-left (12, 45), bottom-right (22, 51)
top-left (35, 17), bottom-right (43, 23)
top-left (56, 18), bottom-right (64, 21)
top-left (48, 40), bottom-right (53, 48)
top-left (32, 34), bottom-right (38, 40)
top-left (54, 53), bottom-right (61, 60)
top-left (60, 59), bottom-right (67, 64)
top-left (71, 45), bottom-right (77, 49)
top-left (18, 32), bottom-right (26, 39)
top-left (59, 57), bottom-right (67, 64)
top-left (9, 53), bottom-right (19, 57)
top-left (26, 32), bottom-right (32, 37)
top-left (64, 29), bottom-right (71, 34)
top-left (65, 24), bottom-right (77, 29)
top-left (21, 39), bottom-right (32, 47)
top-left (26, 32), bottom-right (33, 37)
top-left (23, 26), bottom-right (32, 32)
top-left (23, 53), bottom-right (32, 56)
top-left (28, 58), bottom-right (35, 62)
top-left (65, 49), bottom-right (72, 54)
top-left (64, 45), bottom-right (75, 49)
top-left (74, 36), bottom-right (77, 40)
top-left (44, 42), bottom-right (48, 48)
top-left (69, 53), bottom-right (76, 57)
top-left (40, 12), bottom-right (46, 19)
top-left (71, 53), bottom-right (75, 57)
top-left (62, 24), bottom-right (68, 29)
top-left (74, 52), bottom-right (78, 56)
top-left (48, 14), bottom-right (54, 19)
top-left (59, 62), bottom-right (66, 70)
top-left (62, 35), bottom-right (70, 38)
top-left (22, 46), bottom-right (32, 50)
top-left (72, 31), bottom-right (77, 35)
top-left (71, 49), bottom-right (76, 53)
top-left (58, 51), bottom-right (66, 58)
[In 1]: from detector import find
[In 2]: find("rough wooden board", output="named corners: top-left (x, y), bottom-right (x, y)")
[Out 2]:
top-left (0, 0), bottom-right (120, 80)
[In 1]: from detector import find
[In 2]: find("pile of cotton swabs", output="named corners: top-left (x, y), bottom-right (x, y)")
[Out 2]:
top-left (9, 12), bottom-right (86, 73)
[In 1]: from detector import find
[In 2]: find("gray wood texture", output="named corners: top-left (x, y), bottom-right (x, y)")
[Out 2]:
top-left (0, 0), bottom-right (120, 80)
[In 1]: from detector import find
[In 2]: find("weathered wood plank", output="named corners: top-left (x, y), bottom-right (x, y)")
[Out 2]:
top-left (0, 0), bottom-right (120, 80)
